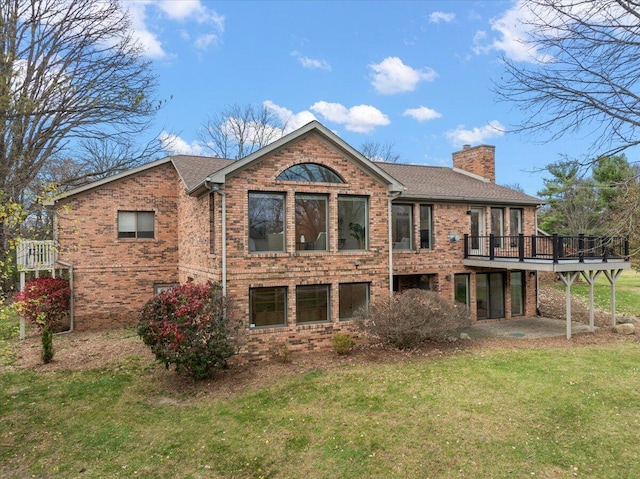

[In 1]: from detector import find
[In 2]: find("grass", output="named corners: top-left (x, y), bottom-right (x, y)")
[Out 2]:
top-left (564, 269), bottom-right (640, 316)
top-left (2, 330), bottom-right (640, 477)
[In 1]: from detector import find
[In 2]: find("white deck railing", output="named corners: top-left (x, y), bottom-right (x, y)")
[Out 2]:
top-left (16, 240), bottom-right (57, 271)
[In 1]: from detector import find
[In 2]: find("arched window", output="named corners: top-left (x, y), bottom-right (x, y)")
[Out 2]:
top-left (277, 163), bottom-right (344, 183)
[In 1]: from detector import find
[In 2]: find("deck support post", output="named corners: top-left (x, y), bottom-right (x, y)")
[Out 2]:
top-left (580, 270), bottom-right (601, 332)
top-left (603, 269), bottom-right (623, 326)
top-left (558, 271), bottom-right (579, 339)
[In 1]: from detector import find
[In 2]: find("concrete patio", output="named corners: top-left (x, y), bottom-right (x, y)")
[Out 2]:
top-left (463, 317), bottom-right (595, 339)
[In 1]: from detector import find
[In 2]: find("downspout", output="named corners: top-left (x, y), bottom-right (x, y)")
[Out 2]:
top-left (55, 260), bottom-right (74, 334)
top-left (206, 181), bottom-right (226, 296)
top-left (388, 190), bottom-right (403, 298)
top-left (220, 191), bottom-right (227, 296)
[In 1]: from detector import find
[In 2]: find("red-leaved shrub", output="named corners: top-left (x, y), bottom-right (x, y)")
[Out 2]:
top-left (13, 277), bottom-right (70, 329)
top-left (137, 282), bottom-right (244, 379)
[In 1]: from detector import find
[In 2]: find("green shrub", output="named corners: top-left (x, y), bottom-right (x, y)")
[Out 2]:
top-left (355, 289), bottom-right (471, 349)
top-left (332, 333), bottom-right (355, 355)
top-left (137, 282), bottom-right (244, 379)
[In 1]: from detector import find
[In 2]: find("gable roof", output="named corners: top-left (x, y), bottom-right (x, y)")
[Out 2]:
top-left (44, 157), bottom-right (174, 205)
top-left (192, 120), bottom-right (406, 195)
top-left (378, 162), bottom-right (541, 205)
top-left (171, 155), bottom-right (233, 192)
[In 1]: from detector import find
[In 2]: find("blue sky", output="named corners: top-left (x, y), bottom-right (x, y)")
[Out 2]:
top-left (123, 0), bottom-right (589, 197)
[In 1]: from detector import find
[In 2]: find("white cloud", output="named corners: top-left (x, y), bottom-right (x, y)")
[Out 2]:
top-left (263, 101), bottom-right (317, 133)
top-left (194, 33), bottom-right (219, 50)
top-left (429, 11), bottom-right (455, 23)
top-left (123, 0), bottom-right (225, 58)
top-left (160, 131), bottom-right (204, 155)
top-left (403, 106), bottom-right (442, 122)
top-left (445, 120), bottom-right (505, 146)
top-left (310, 101), bottom-right (390, 133)
top-left (125, 1), bottom-right (167, 59)
top-left (300, 56), bottom-right (332, 71)
top-left (369, 57), bottom-right (437, 95)
top-left (291, 51), bottom-right (331, 71)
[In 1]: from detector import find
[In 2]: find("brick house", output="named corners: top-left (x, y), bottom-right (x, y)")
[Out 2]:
top-left (38, 120), bottom-right (629, 356)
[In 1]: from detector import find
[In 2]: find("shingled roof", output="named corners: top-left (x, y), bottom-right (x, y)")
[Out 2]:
top-left (377, 162), bottom-right (541, 206)
top-left (171, 155), bottom-right (233, 192)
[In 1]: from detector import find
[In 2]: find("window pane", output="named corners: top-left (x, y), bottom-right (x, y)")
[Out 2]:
top-left (338, 196), bottom-right (367, 250)
top-left (392, 204), bottom-right (412, 250)
top-left (339, 283), bottom-right (369, 320)
top-left (117, 212), bottom-right (136, 238)
top-left (296, 284), bottom-right (330, 323)
top-left (137, 212), bottom-right (155, 238)
top-left (249, 192), bottom-right (285, 252)
top-left (295, 195), bottom-right (328, 251)
top-left (277, 163), bottom-right (344, 183)
top-left (491, 208), bottom-right (504, 247)
top-left (509, 208), bottom-right (523, 247)
top-left (420, 205), bottom-right (432, 249)
top-left (511, 271), bottom-right (524, 316)
top-left (454, 274), bottom-right (469, 307)
top-left (250, 287), bottom-right (287, 327)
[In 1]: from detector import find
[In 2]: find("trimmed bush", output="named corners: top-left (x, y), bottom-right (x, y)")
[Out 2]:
top-left (13, 277), bottom-right (71, 364)
top-left (355, 289), bottom-right (471, 349)
top-left (137, 282), bottom-right (244, 379)
top-left (13, 277), bottom-right (70, 329)
top-left (332, 333), bottom-right (355, 355)
top-left (271, 342), bottom-right (292, 363)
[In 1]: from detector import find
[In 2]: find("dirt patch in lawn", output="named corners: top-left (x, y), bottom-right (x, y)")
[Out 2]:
top-left (5, 284), bottom-right (639, 398)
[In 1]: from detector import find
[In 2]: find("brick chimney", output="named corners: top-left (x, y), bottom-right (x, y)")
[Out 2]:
top-left (452, 144), bottom-right (495, 183)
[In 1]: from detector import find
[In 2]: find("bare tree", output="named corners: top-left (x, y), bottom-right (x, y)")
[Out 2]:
top-left (198, 104), bottom-right (287, 160)
top-left (0, 0), bottom-right (159, 292)
top-left (496, 0), bottom-right (640, 157)
top-left (360, 141), bottom-right (401, 163)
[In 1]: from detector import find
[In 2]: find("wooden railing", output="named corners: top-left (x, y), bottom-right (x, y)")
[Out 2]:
top-left (16, 240), bottom-right (57, 271)
top-left (464, 234), bottom-right (629, 264)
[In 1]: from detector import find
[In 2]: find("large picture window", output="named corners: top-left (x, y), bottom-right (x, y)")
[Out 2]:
top-left (249, 192), bottom-right (285, 252)
top-left (296, 284), bottom-right (330, 323)
top-left (392, 204), bottom-right (413, 250)
top-left (117, 211), bottom-right (154, 239)
top-left (339, 283), bottom-right (369, 320)
top-left (420, 204), bottom-right (433, 249)
top-left (250, 287), bottom-right (287, 327)
top-left (338, 196), bottom-right (368, 250)
top-left (295, 194), bottom-right (328, 251)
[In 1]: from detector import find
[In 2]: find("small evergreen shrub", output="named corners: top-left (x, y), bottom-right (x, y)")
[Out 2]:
top-left (332, 333), bottom-right (355, 355)
top-left (137, 282), bottom-right (244, 379)
top-left (354, 289), bottom-right (471, 349)
top-left (13, 277), bottom-right (71, 364)
top-left (41, 325), bottom-right (54, 363)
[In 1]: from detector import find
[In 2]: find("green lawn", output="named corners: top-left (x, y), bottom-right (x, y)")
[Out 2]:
top-left (2, 321), bottom-right (640, 478)
top-left (566, 269), bottom-right (640, 316)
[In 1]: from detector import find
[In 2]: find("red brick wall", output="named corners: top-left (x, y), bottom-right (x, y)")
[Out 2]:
top-left (391, 202), bottom-right (538, 323)
top-left (217, 132), bottom-right (391, 357)
top-left (54, 135), bottom-right (540, 359)
top-left (55, 162), bottom-right (179, 329)
top-left (452, 145), bottom-right (496, 182)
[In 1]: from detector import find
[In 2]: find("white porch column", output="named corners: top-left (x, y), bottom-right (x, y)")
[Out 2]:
top-left (558, 271), bottom-right (579, 339)
top-left (603, 269), bottom-right (623, 326)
